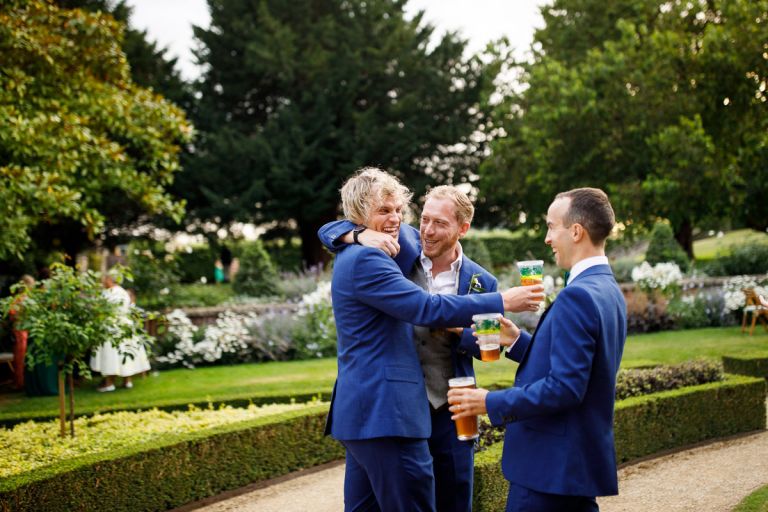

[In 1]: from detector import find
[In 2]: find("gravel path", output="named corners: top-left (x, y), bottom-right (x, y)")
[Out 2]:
top-left (181, 430), bottom-right (768, 512)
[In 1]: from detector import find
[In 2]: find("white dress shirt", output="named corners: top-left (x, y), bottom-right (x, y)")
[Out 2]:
top-left (419, 243), bottom-right (463, 294)
top-left (567, 255), bottom-right (610, 285)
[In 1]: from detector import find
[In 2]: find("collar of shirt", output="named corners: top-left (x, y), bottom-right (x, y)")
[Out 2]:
top-left (567, 255), bottom-right (609, 285)
top-left (419, 242), bottom-right (463, 294)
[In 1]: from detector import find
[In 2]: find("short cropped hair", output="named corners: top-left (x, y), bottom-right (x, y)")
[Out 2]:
top-left (340, 167), bottom-right (413, 225)
top-left (424, 185), bottom-right (474, 225)
top-left (555, 187), bottom-right (615, 245)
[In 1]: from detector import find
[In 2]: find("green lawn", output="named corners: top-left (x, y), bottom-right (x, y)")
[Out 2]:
top-left (1, 326), bottom-right (766, 422)
top-left (693, 228), bottom-right (768, 260)
top-left (733, 484), bottom-right (768, 512)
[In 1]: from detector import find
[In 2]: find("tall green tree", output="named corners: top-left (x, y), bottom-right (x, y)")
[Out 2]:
top-left (56, 0), bottom-right (192, 109)
top-left (480, 0), bottom-right (768, 256)
top-left (0, 0), bottom-right (193, 262)
top-left (181, 0), bottom-right (491, 266)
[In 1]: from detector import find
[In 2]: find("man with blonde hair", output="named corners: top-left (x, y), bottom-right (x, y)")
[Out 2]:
top-left (320, 173), bottom-right (542, 512)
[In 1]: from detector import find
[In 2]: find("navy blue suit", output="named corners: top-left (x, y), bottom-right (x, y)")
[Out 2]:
top-left (319, 221), bottom-right (498, 512)
top-left (485, 264), bottom-right (626, 510)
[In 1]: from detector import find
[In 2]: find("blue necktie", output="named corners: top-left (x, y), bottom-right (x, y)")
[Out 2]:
top-left (563, 271), bottom-right (570, 287)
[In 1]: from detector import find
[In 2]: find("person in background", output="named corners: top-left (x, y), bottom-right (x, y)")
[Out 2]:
top-left (214, 259), bottom-right (226, 284)
top-left (8, 274), bottom-right (35, 390)
top-left (90, 272), bottom-right (151, 392)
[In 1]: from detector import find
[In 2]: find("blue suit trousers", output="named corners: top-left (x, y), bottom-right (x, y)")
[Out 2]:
top-left (429, 407), bottom-right (475, 512)
top-left (342, 437), bottom-right (435, 512)
top-left (505, 482), bottom-right (599, 512)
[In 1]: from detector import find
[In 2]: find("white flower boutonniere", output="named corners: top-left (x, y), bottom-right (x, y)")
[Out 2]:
top-left (469, 273), bottom-right (485, 293)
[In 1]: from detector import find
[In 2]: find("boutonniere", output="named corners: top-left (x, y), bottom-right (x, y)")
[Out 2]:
top-left (469, 273), bottom-right (485, 293)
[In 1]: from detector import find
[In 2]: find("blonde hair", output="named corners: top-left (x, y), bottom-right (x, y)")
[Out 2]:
top-left (424, 185), bottom-right (474, 225)
top-left (340, 167), bottom-right (413, 225)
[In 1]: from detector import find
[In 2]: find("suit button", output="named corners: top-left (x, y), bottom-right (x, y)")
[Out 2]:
top-left (421, 341), bottom-right (427, 346)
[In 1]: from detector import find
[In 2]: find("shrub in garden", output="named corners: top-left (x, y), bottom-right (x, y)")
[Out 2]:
top-left (291, 281), bottom-right (337, 359)
top-left (461, 238), bottom-right (494, 273)
top-left (666, 291), bottom-right (737, 329)
top-left (476, 360), bottom-right (727, 452)
top-left (701, 242), bottom-right (768, 277)
top-left (611, 257), bottom-right (639, 283)
top-left (153, 280), bottom-right (337, 368)
top-left (175, 245), bottom-right (217, 283)
top-left (1, 402), bottom-right (322, 480)
top-left (126, 240), bottom-right (180, 302)
top-left (232, 241), bottom-right (279, 297)
top-left (0, 264), bottom-right (151, 437)
top-left (614, 359), bottom-right (723, 400)
top-left (275, 268), bottom-right (330, 302)
top-left (721, 275), bottom-right (768, 314)
top-left (645, 222), bottom-right (690, 271)
top-left (262, 237), bottom-right (303, 272)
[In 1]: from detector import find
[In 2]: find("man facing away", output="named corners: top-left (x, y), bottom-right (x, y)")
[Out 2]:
top-left (448, 188), bottom-right (627, 512)
top-left (320, 185), bottom-right (542, 511)
top-left (323, 168), bottom-right (543, 512)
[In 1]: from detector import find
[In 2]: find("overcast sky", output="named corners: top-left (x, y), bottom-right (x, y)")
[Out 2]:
top-left (125, 0), bottom-right (550, 80)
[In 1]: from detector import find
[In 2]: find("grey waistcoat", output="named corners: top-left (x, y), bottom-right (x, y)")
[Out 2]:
top-left (410, 260), bottom-right (455, 409)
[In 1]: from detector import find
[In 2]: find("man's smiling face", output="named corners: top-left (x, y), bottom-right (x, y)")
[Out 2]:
top-left (420, 197), bottom-right (468, 260)
top-left (365, 193), bottom-right (403, 241)
top-left (544, 197), bottom-right (574, 269)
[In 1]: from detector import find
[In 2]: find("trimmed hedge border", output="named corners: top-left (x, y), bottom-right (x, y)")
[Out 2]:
top-left (0, 405), bottom-right (343, 512)
top-left (723, 355), bottom-right (768, 381)
top-left (0, 391), bottom-right (333, 428)
top-left (473, 375), bottom-right (767, 511)
top-left (1, 376), bottom-right (764, 511)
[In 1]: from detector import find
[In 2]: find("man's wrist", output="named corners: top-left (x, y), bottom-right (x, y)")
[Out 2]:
top-left (352, 225), bottom-right (367, 244)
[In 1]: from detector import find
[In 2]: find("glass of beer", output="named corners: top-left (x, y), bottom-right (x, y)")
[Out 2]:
top-left (517, 260), bottom-right (544, 289)
top-left (472, 313), bottom-right (501, 362)
top-left (448, 376), bottom-right (479, 440)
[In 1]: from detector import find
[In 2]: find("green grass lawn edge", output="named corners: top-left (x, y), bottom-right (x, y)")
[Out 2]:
top-left (733, 484), bottom-right (768, 512)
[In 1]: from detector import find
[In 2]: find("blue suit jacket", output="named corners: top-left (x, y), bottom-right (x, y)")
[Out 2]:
top-left (485, 264), bottom-right (626, 497)
top-left (326, 243), bottom-right (503, 441)
top-left (318, 220), bottom-right (498, 379)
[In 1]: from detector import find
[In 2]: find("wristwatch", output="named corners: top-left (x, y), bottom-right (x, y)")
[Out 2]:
top-left (352, 225), bottom-right (367, 244)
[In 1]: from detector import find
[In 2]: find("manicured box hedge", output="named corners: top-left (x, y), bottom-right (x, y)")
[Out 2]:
top-left (0, 391), bottom-right (333, 428)
top-left (722, 355), bottom-right (768, 380)
top-left (0, 406), bottom-right (343, 512)
top-left (473, 375), bottom-right (766, 511)
top-left (2, 376), bottom-right (764, 511)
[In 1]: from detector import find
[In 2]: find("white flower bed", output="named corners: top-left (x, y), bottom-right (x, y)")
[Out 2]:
top-left (631, 261), bottom-right (683, 292)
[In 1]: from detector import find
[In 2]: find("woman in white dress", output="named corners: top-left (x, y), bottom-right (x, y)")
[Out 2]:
top-left (90, 273), bottom-right (151, 392)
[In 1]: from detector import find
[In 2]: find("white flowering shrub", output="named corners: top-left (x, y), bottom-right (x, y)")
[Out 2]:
top-left (153, 280), bottom-right (337, 368)
top-left (631, 261), bottom-right (683, 295)
top-left (721, 276), bottom-right (768, 312)
top-left (293, 281), bottom-right (337, 359)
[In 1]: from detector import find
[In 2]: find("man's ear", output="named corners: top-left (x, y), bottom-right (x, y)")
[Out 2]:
top-left (458, 222), bottom-right (471, 239)
top-left (571, 223), bottom-right (586, 243)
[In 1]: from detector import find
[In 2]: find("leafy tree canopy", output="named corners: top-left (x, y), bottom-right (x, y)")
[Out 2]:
top-left (479, 0), bottom-right (768, 257)
top-left (0, 0), bottom-right (193, 261)
top-left (179, 0), bottom-right (494, 265)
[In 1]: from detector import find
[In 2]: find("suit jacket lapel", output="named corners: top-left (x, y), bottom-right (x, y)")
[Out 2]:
top-left (458, 257), bottom-right (473, 295)
top-left (519, 301), bottom-right (554, 364)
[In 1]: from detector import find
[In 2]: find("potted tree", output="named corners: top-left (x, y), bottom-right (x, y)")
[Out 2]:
top-left (0, 263), bottom-right (151, 437)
